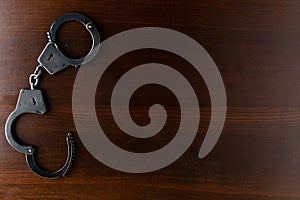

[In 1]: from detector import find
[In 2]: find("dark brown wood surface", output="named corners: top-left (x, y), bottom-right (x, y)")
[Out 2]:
top-left (1, 0), bottom-right (300, 199)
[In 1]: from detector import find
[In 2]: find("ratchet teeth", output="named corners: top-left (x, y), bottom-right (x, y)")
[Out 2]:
top-left (63, 133), bottom-right (75, 176)
top-left (46, 32), bottom-right (52, 42)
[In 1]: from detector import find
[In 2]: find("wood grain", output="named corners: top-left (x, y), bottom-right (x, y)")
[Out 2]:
top-left (1, 0), bottom-right (300, 199)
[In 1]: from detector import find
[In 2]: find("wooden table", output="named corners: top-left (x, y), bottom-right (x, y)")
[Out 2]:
top-left (0, 0), bottom-right (300, 199)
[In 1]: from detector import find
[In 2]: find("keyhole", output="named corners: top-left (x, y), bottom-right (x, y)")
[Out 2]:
top-left (48, 54), bottom-right (53, 61)
top-left (32, 98), bottom-right (36, 105)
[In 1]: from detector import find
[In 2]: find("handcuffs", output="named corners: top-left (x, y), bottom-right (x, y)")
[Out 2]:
top-left (5, 13), bottom-right (100, 179)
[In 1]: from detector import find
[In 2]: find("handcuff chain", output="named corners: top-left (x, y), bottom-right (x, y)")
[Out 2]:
top-left (29, 64), bottom-right (43, 90)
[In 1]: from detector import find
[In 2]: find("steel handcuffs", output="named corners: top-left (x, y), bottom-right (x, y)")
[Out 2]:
top-left (5, 13), bottom-right (100, 179)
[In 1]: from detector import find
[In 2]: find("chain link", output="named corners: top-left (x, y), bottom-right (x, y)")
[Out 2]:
top-left (29, 65), bottom-right (43, 89)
